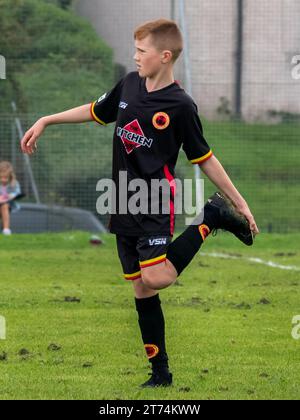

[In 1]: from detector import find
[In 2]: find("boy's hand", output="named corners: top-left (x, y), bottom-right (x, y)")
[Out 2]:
top-left (234, 200), bottom-right (259, 236)
top-left (21, 118), bottom-right (46, 155)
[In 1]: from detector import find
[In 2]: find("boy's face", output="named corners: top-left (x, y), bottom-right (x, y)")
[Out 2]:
top-left (134, 35), bottom-right (172, 78)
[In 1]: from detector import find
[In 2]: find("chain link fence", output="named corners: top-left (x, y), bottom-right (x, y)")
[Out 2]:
top-left (1, 108), bottom-right (299, 233)
top-left (1, 0), bottom-right (299, 233)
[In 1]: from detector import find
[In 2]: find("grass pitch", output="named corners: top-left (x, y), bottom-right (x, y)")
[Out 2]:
top-left (0, 232), bottom-right (299, 400)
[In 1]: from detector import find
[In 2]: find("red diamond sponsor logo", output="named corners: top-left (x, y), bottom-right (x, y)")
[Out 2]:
top-left (120, 119), bottom-right (143, 154)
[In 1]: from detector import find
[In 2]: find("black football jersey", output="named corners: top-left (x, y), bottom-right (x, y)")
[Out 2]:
top-left (91, 71), bottom-right (213, 236)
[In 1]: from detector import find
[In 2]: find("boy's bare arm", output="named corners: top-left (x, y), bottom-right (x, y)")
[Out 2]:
top-left (21, 103), bottom-right (93, 155)
top-left (200, 155), bottom-right (259, 235)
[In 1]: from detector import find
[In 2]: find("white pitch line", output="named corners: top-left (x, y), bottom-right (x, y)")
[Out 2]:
top-left (200, 252), bottom-right (300, 271)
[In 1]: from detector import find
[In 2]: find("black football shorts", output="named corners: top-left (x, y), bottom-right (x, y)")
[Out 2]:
top-left (116, 234), bottom-right (172, 281)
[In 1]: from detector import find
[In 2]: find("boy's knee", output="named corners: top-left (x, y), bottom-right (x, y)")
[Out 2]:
top-left (132, 278), bottom-right (157, 298)
top-left (141, 271), bottom-right (159, 290)
top-left (141, 269), bottom-right (175, 290)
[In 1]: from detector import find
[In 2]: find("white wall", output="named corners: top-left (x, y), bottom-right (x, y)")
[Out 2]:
top-left (75, 0), bottom-right (300, 120)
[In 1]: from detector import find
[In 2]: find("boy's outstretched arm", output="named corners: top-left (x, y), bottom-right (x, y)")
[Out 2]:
top-left (200, 155), bottom-right (259, 235)
top-left (21, 103), bottom-right (93, 155)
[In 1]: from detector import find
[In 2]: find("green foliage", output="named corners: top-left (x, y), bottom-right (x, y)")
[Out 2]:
top-left (216, 96), bottom-right (234, 120)
top-left (43, 0), bottom-right (73, 9)
top-left (0, 0), bottom-right (117, 217)
top-left (267, 109), bottom-right (300, 124)
top-left (0, 0), bottom-right (115, 114)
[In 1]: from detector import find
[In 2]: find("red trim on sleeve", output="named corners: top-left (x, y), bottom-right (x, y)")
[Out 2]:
top-left (190, 150), bottom-right (213, 165)
top-left (90, 102), bottom-right (95, 121)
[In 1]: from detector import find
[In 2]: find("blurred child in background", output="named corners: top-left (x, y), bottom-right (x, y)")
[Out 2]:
top-left (0, 161), bottom-right (21, 235)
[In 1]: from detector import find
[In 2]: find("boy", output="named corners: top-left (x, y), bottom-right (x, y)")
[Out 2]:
top-left (21, 19), bottom-right (259, 388)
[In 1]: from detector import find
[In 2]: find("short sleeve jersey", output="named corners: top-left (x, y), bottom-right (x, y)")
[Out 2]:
top-left (91, 71), bottom-right (213, 236)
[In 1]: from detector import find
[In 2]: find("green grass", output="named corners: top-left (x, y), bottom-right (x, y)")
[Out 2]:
top-left (200, 120), bottom-right (300, 232)
top-left (0, 231), bottom-right (299, 400)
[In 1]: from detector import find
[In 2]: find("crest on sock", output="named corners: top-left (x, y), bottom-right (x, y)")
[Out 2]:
top-left (144, 344), bottom-right (159, 359)
top-left (198, 224), bottom-right (210, 241)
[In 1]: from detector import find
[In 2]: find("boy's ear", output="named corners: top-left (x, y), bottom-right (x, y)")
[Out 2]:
top-left (161, 50), bottom-right (173, 63)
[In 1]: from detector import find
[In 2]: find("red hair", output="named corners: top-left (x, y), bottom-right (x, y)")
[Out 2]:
top-left (134, 18), bottom-right (183, 63)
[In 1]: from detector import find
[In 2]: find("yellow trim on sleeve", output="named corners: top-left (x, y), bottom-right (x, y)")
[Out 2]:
top-left (190, 150), bottom-right (213, 164)
top-left (91, 101), bottom-right (107, 126)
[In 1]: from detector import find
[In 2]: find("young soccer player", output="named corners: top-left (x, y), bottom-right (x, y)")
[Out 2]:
top-left (21, 19), bottom-right (259, 388)
top-left (0, 161), bottom-right (21, 235)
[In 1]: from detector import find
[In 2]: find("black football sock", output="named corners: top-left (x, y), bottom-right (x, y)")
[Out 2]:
top-left (166, 204), bottom-right (220, 276)
top-left (135, 294), bottom-right (169, 372)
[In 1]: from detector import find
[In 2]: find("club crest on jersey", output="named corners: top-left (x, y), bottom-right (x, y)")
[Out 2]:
top-left (152, 112), bottom-right (170, 130)
top-left (117, 119), bottom-right (153, 154)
